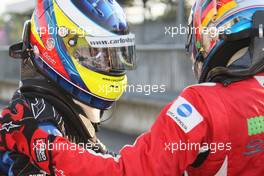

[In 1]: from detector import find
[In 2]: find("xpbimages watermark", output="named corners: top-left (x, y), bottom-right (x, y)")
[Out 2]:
top-left (164, 141), bottom-right (232, 154)
top-left (37, 25), bottom-right (88, 38)
top-left (98, 84), bottom-right (167, 96)
top-left (165, 24), bottom-right (231, 38)
top-left (33, 139), bottom-right (101, 156)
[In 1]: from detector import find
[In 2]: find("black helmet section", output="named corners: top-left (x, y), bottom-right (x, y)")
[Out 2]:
top-left (20, 79), bottom-right (105, 153)
top-left (8, 20), bottom-right (45, 81)
top-left (9, 20), bottom-right (33, 60)
top-left (201, 11), bottom-right (264, 85)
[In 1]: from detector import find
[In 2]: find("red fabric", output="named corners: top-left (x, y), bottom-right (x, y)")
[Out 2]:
top-left (217, 0), bottom-right (233, 9)
top-left (47, 74), bottom-right (264, 175)
top-left (201, 1), bottom-right (214, 22)
top-left (0, 98), bottom-right (52, 174)
top-left (29, 129), bottom-right (52, 173)
top-left (1, 104), bottom-right (25, 121)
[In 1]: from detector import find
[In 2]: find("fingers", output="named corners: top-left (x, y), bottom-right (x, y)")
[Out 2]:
top-left (8, 103), bottom-right (25, 121)
top-left (0, 106), bottom-right (35, 153)
top-left (1, 133), bottom-right (16, 151)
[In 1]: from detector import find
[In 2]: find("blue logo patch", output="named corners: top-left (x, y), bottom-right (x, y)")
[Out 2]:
top-left (177, 104), bottom-right (193, 117)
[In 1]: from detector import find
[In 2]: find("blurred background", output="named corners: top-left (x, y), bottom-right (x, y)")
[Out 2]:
top-left (0, 0), bottom-right (196, 152)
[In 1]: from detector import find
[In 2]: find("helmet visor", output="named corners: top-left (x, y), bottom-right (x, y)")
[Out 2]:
top-left (65, 33), bottom-right (136, 72)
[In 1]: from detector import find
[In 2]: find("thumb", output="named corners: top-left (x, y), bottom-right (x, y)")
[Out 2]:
top-left (2, 133), bottom-right (16, 151)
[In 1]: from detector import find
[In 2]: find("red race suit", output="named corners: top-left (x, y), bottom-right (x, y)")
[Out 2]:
top-left (50, 73), bottom-right (264, 176)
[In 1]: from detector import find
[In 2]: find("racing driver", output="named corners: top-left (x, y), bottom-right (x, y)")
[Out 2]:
top-left (1, 0), bottom-right (264, 175)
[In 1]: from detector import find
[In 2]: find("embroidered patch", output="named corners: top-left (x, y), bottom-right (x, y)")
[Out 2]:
top-left (167, 96), bottom-right (203, 133)
top-left (247, 116), bottom-right (264, 136)
top-left (34, 138), bottom-right (48, 162)
top-left (31, 98), bottom-right (46, 119)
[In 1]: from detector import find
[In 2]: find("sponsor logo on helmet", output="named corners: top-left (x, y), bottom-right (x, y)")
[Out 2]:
top-left (46, 38), bottom-right (56, 51)
top-left (43, 52), bottom-right (56, 65)
top-left (86, 34), bottom-right (135, 48)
